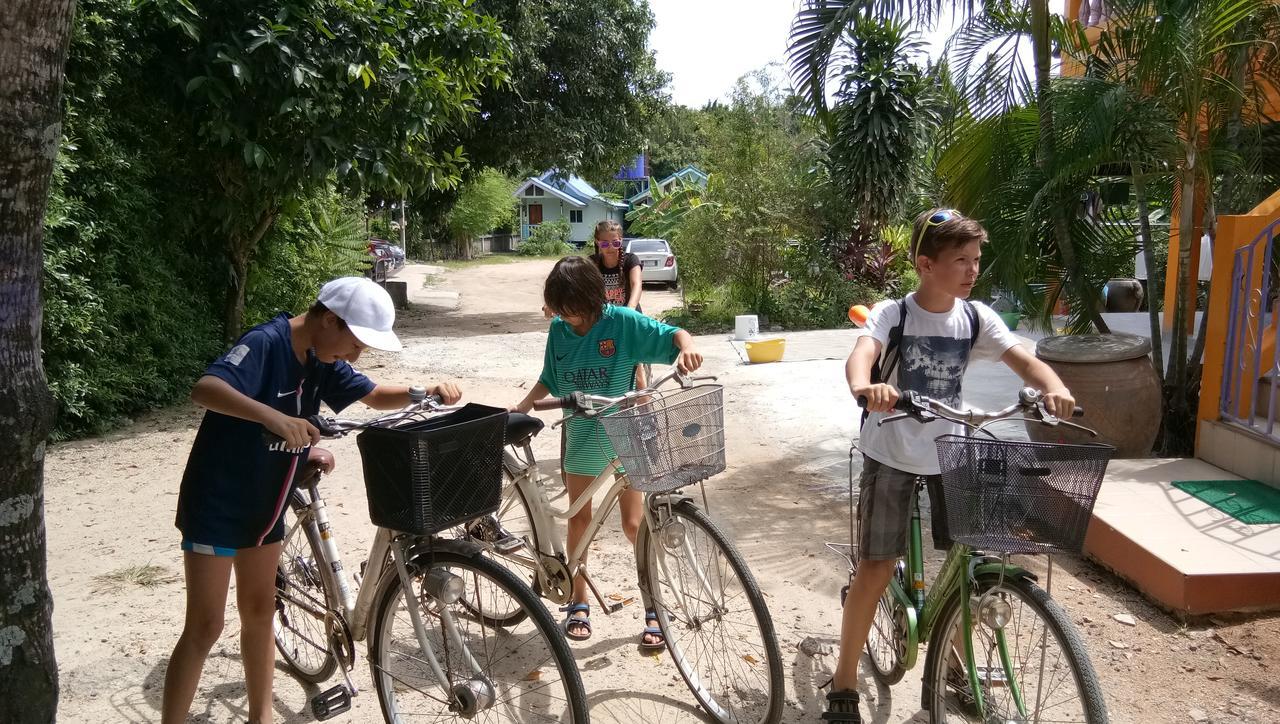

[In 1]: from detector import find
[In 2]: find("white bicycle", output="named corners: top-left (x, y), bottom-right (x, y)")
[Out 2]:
top-left (460, 368), bottom-right (785, 724)
top-left (269, 389), bottom-right (588, 722)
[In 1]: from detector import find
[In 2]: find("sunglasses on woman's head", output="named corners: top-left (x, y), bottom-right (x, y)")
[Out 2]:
top-left (597, 240), bottom-right (623, 249)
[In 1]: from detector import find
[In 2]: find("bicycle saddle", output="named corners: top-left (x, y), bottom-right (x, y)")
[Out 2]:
top-left (506, 412), bottom-right (544, 446)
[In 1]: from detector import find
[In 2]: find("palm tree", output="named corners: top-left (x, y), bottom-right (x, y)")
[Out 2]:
top-left (0, 0), bottom-right (77, 719)
top-left (1061, 0), bottom-right (1280, 450)
top-left (821, 12), bottom-right (936, 277)
top-left (790, 0), bottom-right (1110, 330)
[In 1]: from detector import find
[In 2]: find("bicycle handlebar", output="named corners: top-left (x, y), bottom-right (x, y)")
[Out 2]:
top-left (531, 368), bottom-right (717, 417)
top-left (263, 393), bottom-right (446, 450)
top-left (857, 387), bottom-right (1088, 433)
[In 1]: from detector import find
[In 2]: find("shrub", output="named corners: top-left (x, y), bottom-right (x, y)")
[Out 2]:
top-left (518, 218), bottom-right (575, 256)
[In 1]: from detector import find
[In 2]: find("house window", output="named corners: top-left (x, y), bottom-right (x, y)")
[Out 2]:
top-left (569, 210), bottom-right (583, 224)
top-left (527, 185), bottom-right (543, 197)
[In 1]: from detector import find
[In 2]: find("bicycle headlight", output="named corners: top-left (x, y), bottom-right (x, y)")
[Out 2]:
top-left (424, 568), bottom-right (465, 604)
top-left (972, 593), bottom-right (1013, 630)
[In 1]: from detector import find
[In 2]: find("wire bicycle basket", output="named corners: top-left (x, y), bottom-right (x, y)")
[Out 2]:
top-left (934, 435), bottom-right (1114, 555)
top-left (599, 385), bottom-right (726, 493)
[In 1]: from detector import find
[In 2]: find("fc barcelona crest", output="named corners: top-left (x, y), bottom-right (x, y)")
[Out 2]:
top-left (599, 339), bottom-right (616, 358)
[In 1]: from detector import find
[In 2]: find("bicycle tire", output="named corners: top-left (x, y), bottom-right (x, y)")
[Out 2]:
top-left (923, 572), bottom-right (1108, 723)
top-left (454, 471), bottom-right (544, 626)
top-left (865, 580), bottom-right (907, 685)
top-left (368, 544), bottom-right (588, 723)
top-left (273, 502), bottom-right (338, 683)
top-left (641, 499), bottom-right (784, 724)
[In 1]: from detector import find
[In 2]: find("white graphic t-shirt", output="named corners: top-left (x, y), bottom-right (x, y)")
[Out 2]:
top-left (859, 294), bottom-right (1020, 476)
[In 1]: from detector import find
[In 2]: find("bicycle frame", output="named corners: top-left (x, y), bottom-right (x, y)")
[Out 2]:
top-left (278, 478), bottom-right (492, 703)
top-left (878, 483), bottom-right (1036, 719)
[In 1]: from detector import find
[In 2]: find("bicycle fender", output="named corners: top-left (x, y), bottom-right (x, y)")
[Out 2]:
top-left (971, 559), bottom-right (1037, 584)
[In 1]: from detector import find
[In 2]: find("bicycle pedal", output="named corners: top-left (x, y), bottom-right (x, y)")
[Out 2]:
top-left (312, 684), bottom-right (352, 720)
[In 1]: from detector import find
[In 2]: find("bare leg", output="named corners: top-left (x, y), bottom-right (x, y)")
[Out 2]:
top-left (832, 558), bottom-right (897, 692)
top-left (565, 471), bottom-right (594, 637)
top-left (162, 552), bottom-right (234, 724)
top-left (235, 541), bottom-right (284, 724)
top-left (618, 487), bottom-right (663, 646)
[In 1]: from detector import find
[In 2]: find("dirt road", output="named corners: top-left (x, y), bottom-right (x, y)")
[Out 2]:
top-left (44, 259), bottom-right (1277, 723)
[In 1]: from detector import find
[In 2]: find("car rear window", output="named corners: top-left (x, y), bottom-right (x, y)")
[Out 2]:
top-left (629, 239), bottom-right (669, 253)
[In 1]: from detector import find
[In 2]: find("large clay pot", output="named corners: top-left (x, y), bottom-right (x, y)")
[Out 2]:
top-left (1026, 334), bottom-right (1161, 457)
top-left (1104, 278), bottom-right (1144, 313)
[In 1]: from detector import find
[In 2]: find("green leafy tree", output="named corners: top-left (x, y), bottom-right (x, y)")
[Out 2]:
top-left (464, 0), bottom-right (669, 180)
top-left (824, 13), bottom-right (935, 283)
top-left (142, 0), bottom-right (510, 339)
top-left (645, 103), bottom-right (709, 180)
top-left (444, 169), bottom-right (518, 259)
top-left (245, 184), bottom-right (371, 323)
top-left (790, 0), bottom-right (1107, 330)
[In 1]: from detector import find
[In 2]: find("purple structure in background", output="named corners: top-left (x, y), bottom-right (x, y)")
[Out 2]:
top-left (615, 153), bottom-right (648, 181)
top-left (1221, 219), bottom-right (1280, 442)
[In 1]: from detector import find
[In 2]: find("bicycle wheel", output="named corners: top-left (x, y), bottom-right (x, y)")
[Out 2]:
top-left (369, 545), bottom-right (587, 723)
top-left (923, 572), bottom-right (1108, 723)
top-left (865, 577), bottom-right (908, 685)
top-left (641, 499), bottom-right (783, 724)
top-left (274, 502), bottom-right (338, 683)
top-left (454, 472), bottom-right (544, 626)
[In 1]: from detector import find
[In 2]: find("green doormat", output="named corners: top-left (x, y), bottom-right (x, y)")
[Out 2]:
top-left (1172, 480), bottom-right (1280, 525)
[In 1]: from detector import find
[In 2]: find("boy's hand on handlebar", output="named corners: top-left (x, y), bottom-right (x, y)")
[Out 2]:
top-left (428, 382), bottom-right (463, 405)
top-left (853, 383), bottom-right (900, 413)
top-left (1041, 389), bottom-right (1076, 419)
top-left (677, 349), bottom-right (703, 373)
top-left (266, 412), bottom-right (319, 450)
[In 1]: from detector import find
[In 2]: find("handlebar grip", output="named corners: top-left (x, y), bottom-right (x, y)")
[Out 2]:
top-left (262, 414), bottom-right (330, 448)
top-left (533, 397), bottom-right (572, 412)
top-left (856, 395), bottom-right (911, 411)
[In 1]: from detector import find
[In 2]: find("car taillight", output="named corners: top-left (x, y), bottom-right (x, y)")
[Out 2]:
top-left (664, 255), bottom-right (674, 267)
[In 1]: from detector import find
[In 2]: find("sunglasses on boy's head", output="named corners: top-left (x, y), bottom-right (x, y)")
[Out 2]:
top-left (597, 239), bottom-right (623, 249)
top-left (911, 208), bottom-right (961, 256)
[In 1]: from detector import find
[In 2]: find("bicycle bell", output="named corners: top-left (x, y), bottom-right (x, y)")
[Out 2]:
top-left (408, 385), bottom-right (427, 403)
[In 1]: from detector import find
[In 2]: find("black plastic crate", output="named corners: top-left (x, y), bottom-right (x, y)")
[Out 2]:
top-left (356, 403), bottom-right (507, 535)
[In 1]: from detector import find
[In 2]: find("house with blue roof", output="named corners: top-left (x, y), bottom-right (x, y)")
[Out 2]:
top-left (626, 164), bottom-right (709, 207)
top-left (514, 171), bottom-right (628, 245)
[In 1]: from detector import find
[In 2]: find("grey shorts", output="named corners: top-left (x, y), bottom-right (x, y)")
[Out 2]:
top-left (857, 456), bottom-right (952, 561)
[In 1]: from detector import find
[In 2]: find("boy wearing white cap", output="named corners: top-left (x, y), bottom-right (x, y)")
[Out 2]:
top-left (162, 277), bottom-right (460, 724)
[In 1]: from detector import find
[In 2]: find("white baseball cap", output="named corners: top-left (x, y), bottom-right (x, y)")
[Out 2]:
top-left (317, 277), bottom-right (403, 352)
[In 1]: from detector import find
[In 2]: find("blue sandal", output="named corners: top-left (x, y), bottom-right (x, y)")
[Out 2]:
top-left (560, 603), bottom-right (591, 641)
top-left (639, 609), bottom-right (665, 652)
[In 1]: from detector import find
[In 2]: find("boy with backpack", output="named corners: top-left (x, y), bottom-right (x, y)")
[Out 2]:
top-left (826, 209), bottom-right (1077, 723)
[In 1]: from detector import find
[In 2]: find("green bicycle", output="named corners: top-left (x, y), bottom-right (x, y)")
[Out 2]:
top-left (835, 388), bottom-right (1113, 723)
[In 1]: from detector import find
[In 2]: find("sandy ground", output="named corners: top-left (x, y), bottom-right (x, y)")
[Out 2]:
top-left (46, 259), bottom-right (1279, 723)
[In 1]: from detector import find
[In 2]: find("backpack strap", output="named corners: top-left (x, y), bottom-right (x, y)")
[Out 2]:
top-left (862, 299), bottom-right (908, 426)
top-left (964, 300), bottom-right (980, 351)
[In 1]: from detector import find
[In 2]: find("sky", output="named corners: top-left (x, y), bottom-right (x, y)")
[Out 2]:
top-left (646, 0), bottom-right (1064, 108)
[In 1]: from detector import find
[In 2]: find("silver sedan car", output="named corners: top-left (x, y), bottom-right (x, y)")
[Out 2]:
top-left (625, 238), bottom-right (678, 289)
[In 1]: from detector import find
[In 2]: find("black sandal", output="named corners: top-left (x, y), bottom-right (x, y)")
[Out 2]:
top-left (638, 609), bottom-right (665, 653)
top-left (560, 603), bottom-right (591, 641)
top-left (822, 689), bottom-right (861, 723)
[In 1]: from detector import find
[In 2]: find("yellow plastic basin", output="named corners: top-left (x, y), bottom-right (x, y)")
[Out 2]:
top-left (745, 337), bottom-right (785, 364)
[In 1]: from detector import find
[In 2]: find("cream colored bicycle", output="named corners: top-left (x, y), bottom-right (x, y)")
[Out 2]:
top-left (461, 367), bottom-right (784, 724)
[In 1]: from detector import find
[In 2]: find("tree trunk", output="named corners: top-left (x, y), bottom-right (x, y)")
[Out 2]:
top-left (1031, 0), bottom-right (1110, 334)
top-left (0, 1), bottom-right (76, 721)
top-left (1134, 168), bottom-right (1165, 385)
top-left (222, 209), bottom-right (277, 342)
